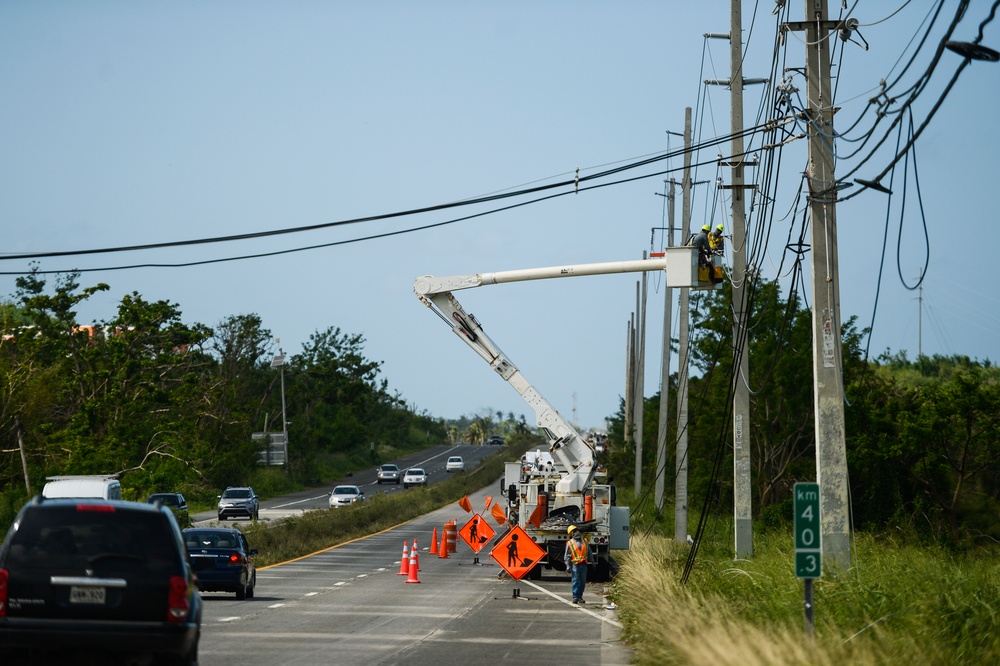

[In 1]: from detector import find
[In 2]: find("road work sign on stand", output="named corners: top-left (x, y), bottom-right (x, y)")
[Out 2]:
top-left (490, 525), bottom-right (545, 597)
top-left (459, 513), bottom-right (495, 561)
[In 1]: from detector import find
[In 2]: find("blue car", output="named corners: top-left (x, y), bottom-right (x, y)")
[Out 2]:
top-left (183, 527), bottom-right (257, 600)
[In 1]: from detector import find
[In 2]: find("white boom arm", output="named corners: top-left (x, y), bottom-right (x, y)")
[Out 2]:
top-left (414, 248), bottom-right (701, 494)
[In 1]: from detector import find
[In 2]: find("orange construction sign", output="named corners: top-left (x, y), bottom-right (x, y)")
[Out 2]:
top-left (458, 513), bottom-right (495, 554)
top-left (490, 525), bottom-right (544, 580)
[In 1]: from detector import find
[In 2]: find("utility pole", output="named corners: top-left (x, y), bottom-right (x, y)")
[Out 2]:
top-left (655, 179), bottom-right (676, 512)
top-left (917, 280), bottom-right (923, 358)
top-left (726, 0), bottom-right (756, 560)
top-left (786, 0), bottom-right (852, 573)
top-left (634, 271), bottom-right (647, 496)
top-left (675, 108), bottom-right (693, 544)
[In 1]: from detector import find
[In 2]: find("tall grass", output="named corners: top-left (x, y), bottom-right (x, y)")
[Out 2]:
top-left (612, 531), bottom-right (1000, 665)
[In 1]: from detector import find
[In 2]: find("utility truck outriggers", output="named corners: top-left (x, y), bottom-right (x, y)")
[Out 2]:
top-left (414, 247), bottom-right (714, 580)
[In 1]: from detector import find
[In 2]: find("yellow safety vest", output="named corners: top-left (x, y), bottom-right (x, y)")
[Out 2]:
top-left (568, 538), bottom-right (588, 564)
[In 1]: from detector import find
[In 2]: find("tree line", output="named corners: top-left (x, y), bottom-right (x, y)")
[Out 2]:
top-left (0, 270), bottom-right (449, 525)
top-left (605, 279), bottom-right (1000, 548)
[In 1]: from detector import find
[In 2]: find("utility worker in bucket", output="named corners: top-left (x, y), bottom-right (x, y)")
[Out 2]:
top-left (564, 525), bottom-right (589, 604)
top-left (709, 224), bottom-right (725, 255)
top-left (690, 224), bottom-right (719, 284)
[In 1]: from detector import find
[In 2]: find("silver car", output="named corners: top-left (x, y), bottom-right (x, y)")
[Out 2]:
top-left (446, 456), bottom-right (465, 472)
top-left (328, 485), bottom-right (366, 508)
top-left (377, 464), bottom-right (401, 484)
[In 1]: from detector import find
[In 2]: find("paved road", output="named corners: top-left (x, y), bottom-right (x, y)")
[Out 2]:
top-left (193, 444), bottom-right (499, 524)
top-left (195, 483), bottom-right (631, 666)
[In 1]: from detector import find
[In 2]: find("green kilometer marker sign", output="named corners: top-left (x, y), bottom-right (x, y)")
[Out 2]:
top-left (794, 482), bottom-right (822, 578)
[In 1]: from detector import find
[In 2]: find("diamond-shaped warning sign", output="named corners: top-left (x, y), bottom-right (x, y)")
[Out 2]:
top-left (490, 524), bottom-right (544, 580)
top-left (459, 513), bottom-right (495, 554)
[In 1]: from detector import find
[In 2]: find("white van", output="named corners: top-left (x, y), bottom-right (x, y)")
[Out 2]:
top-left (42, 475), bottom-right (122, 500)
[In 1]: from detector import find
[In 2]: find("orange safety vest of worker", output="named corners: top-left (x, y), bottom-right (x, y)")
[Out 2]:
top-left (568, 538), bottom-right (588, 564)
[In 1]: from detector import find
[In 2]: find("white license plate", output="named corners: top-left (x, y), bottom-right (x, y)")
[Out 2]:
top-left (70, 585), bottom-right (106, 605)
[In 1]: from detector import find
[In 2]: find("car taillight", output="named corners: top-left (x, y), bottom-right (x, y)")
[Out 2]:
top-left (0, 568), bottom-right (8, 617)
top-left (229, 553), bottom-right (243, 564)
top-left (76, 504), bottom-right (116, 512)
top-left (167, 575), bottom-right (190, 622)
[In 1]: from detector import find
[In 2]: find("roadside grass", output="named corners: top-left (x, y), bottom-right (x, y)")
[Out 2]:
top-left (241, 439), bottom-right (532, 567)
top-left (612, 531), bottom-right (1000, 665)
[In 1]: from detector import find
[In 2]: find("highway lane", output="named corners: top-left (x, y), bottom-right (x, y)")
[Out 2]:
top-left (195, 485), bottom-right (631, 665)
top-left (193, 444), bottom-right (500, 524)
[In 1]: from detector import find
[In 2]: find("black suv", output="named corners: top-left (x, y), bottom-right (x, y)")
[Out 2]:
top-left (217, 486), bottom-right (259, 521)
top-left (0, 497), bottom-right (202, 665)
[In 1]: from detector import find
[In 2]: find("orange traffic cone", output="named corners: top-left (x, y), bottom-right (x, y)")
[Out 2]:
top-left (438, 525), bottom-right (449, 559)
top-left (397, 541), bottom-right (410, 575)
top-left (405, 545), bottom-right (421, 584)
top-left (429, 527), bottom-right (439, 555)
top-left (413, 539), bottom-right (421, 571)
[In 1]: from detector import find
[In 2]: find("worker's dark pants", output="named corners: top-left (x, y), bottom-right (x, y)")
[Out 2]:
top-left (569, 561), bottom-right (587, 600)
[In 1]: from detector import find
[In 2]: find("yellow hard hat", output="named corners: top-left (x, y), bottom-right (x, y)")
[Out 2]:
top-left (716, 224), bottom-right (724, 231)
top-left (701, 224), bottom-right (710, 232)
top-left (567, 525), bottom-right (578, 535)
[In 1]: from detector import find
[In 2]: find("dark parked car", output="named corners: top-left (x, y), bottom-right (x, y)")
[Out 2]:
top-left (217, 486), bottom-right (259, 521)
top-left (183, 527), bottom-right (257, 600)
top-left (147, 492), bottom-right (190, 527)
top-left (0, 497), bottom-right (202, 665)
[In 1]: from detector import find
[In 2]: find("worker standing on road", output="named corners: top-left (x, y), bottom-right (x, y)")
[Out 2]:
top-left (564, 525), bottom-right (589, 604)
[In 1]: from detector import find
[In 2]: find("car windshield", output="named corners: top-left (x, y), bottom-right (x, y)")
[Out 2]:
top-left (149, 494), bottom-right (179, 506)
top-left (407, 469), bottom-right (424, 475)
top-left (333, 486), bottom-right (359, 495)
top-left (449, 457), bottom-right (462, 463)
top-left (380, 465), bottom-right (397, 471)
top-left (7, 507), bottom-right (177, 571)
top-left (184, 531), bottom-right (239, 549)
top-left (224, 489), bottom-right (250, 499)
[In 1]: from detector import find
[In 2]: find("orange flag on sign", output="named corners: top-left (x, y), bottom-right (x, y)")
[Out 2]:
top-left (458, 495), bottom-right (472, 513)
top-left (527, 502), bottom-right (544, 528)
top-left (484, 496), bottom-right (493, 512)
top-left (490, 502), bottom-right (507, 526)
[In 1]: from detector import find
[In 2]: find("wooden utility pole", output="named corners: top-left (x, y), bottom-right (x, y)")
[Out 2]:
top-left (655, 180), bottom-right (676, 511)
top-left (787, 0), bottom-right (852, 573)
top-left (675, 109), bottom-right (693, 543)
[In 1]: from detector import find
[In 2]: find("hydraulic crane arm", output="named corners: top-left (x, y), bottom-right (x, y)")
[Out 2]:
top-left (413, 248), bottom-right (701, 494)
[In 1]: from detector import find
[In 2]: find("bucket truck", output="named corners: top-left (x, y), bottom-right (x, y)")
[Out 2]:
top-left (414, 247), bottom-right (715, 580)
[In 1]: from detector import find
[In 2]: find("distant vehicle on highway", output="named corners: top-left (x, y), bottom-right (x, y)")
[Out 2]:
top-left (446, 456), bottom-right (465, 472)
top-left (377, 464), bottom-right (401, 485)
top-left (328, 485), bottom-right (366, 507)
top-left (147, 492), bottom-right (190, 527)
top-left (42, 475), bottom-right (122, 500)
top-left (183, 527), bottom-right (257, 600)
top-left (488, 435), bottom-right (505, 446)
top-left (217, 487), bottom-right (259, 521)
top-left (402, 468), bottom-right (427, 488)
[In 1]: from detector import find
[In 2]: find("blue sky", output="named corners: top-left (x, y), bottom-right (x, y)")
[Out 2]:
top-left (1, 2), bottom-right (998, 431)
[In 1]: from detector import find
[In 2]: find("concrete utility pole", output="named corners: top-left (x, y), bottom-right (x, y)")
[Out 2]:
top-left (675, 108), bottom-right (693, 543)
top-left (727, 0), bottom-right (754, 560)
top-left (624, 316), bottom-right (634, 450)
top-left (633, 273), bottom-right (648, 496)
top-left (655, 180), bottom-right (676, 511)
top-left (789, 0), bottom-right (852, 573)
